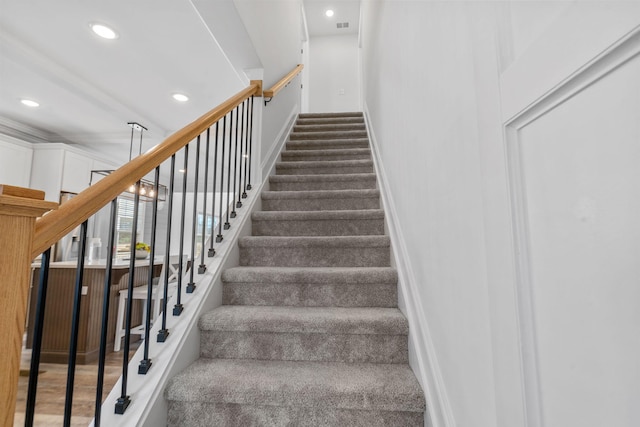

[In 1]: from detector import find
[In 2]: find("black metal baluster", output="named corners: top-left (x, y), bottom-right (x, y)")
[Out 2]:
top-left (242, 99), bottom-right (249, 199)
top-left (115, 186), bottom-right (141, 415)
top-left (187, 136), bottom-right (200, 293)
top-left (25, 248), bottom-right (51, 427)
top-left (231, 105), bottom-right (240, 216)
top-left (174, 146), bottom-right (189, 316)
top-left (94, 199), bottom-right (117, 426)
top-left (224, 109), bottom-right (234, 229)
top-left (237, 101), bottom-right (245, 206)
top-left (200, 129), bottom-right (211, 269)
top-left (247, 96), bottom-right (254, 190)
top-left (158, 155), bottom-right (176, 342)
top-left (63, 220), bottom-right (88, 426)
top-left (209, 122), bottom-right (220, 256)
top-left (139, 167), bottom-right (161, 374)
top-left (217, 116), bottom-right (226, 242)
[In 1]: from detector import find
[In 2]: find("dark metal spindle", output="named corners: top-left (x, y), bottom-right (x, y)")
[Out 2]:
top-left (63, 220), bottom-right (88, 426)
top-left (158, 155), bottom-right (176, 342)
top-left (116, 187), bottom-right (141, 415)
top-left (231, 105), bottom-right (240, 215)
top-left (217, 116), bottom-right (226, 242)
top-left (25, 248), bottom-right (52, 427)
top-left (174, 145), bottom-right (189, 316)
top-left (187, 136), bottom-right (201, 293)
top-left (209, 122), bottom-right (220, 256)
top-left (139, 167), bottom-right (161, 374)
top-left (94, 199), bottom-right (117, 426)
top-left (224, 109), bottom-right (234, 228)
top-left (242, 99), bottom-right (249, 199)
top-left (200, 129), bottom-right (211, 268)
top-left (247, 96), bottom-right (254, 190)
top-left (237, 101), bottom-right (245, 206)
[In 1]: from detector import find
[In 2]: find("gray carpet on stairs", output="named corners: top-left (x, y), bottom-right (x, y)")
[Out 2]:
top-left (166, 112), bottom-right (425, 426)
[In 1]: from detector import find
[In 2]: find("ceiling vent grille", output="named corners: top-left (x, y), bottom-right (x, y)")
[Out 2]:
top-left (336, 22), bottom-right (349, 29)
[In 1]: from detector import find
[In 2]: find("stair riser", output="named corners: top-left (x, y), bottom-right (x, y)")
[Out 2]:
top-left (167, 402), bottom-right (423, 427)
top-left (252, 218), bottom-right (384, 236)
top-left (222, 283), bottom-right (397, 307)
top-left (262, 197), bottom-right (379, 211)
top-left (276, 164), bottom-right (374, 175)
top-left (200, 332), bottom-right (407, 364)
top-left (286, 140), bottom-right (369, 151)
top-left (269, 178), bottom-right (376, 191)
top-left (290, 131), bottom-right (368, 140)
top-left (240, 245), bottom-right (390, 267)
top-left (281, 152), bottom-right (371, 162)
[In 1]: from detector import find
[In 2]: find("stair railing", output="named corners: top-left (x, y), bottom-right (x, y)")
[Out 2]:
top-left (1, 80), bottom-right (262, 427)
top-left (263, 64), bottom-right (304, 105)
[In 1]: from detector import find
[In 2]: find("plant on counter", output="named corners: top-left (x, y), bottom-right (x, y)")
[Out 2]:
top-left (135, 242), bottom-right (151, 252)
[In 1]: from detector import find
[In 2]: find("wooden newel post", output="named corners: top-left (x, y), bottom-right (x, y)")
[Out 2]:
top-left (0, 185), bottom-right (57, 427)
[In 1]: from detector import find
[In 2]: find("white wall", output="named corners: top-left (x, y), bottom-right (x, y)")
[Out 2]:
top-left (361, 3), bottom-right (502, 426)
top-left (361, 1), bottom-right (640, 427)
top-left (309, 34), bottom-right (360, 112)
top-left (234, 0), bottom-right (303, 177)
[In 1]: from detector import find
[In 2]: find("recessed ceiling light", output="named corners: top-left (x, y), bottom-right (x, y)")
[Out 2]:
top-left (21, 99), bottom-right (40, 108)
top-left (325, 9), bottom-right (334, 17)
top-left (172, 93), bottom-right (189, 102)
top-left (90, 23), bottom-right (118, 40)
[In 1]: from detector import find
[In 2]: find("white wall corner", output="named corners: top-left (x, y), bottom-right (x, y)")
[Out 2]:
top-left (363, 104), bottom-right (456, 427)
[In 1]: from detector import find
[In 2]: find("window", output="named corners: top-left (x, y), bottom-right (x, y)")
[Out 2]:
top-left (115, 197), bottom-right (145, 258)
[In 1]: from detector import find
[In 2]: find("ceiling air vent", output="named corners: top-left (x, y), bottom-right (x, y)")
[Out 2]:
top-left (336, 22), bottom-right (349, 29)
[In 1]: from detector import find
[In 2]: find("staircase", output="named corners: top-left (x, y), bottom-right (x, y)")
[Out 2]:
top-left (165, 112), bottom-right (426, 426)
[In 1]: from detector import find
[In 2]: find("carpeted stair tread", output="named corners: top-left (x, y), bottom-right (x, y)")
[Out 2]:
top-left (286, 138), bottom-right (370, 151)
top-left (199, 306), bottom-right (408, 335)
top-left (262, 189), bottom-right (379, 199)
top-left (252, 210), bottom-right (384, 236)
top-left (269, 173), bottom-right (377, 191)
top-left (281, 148), bottom-right (371, 162)
top-left (239, 235), bottom-right (390, 267)
top-left (165, 358), bottom-right (425, 413)
top-left (293, 124), bottom-right (366, 133)
top-left (290, 130), bottom-right (368, 140)
top-left (222, 267), bottom-right (398, 307)
top-left (299, 112), bottom-right (363, 118)
top-left (297, 116), bottom-right (364, 125)
top-left (252, 209), bottom-right (384, 221)
top-left (222, 266), bottom-right (397, 284)
top-left (276, 159), bottom-right (374, 175)
top-left (198, 307), bottom-right (409, 363)
top-left (261, 189), bottom-right (379, 211)
top-left (239, 235), bottom-right (390, 248)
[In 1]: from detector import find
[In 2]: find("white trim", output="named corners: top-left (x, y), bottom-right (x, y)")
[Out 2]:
top-left (363, 104), bottom-right (455, 427)
top-left (503, 25), bottom-right (640, 427)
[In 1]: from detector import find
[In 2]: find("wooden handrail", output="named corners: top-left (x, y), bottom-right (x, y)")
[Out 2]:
top-left (263, 64), bottom-right (304, 100)
top-left (31, 83), bottom-right (261, 258)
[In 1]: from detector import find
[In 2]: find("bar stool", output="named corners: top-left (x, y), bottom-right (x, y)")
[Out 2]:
top-left (114, 255), bottom-right (187, 351)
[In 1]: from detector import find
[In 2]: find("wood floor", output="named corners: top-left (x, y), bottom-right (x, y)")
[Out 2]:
top-left (13, 341), bottom-right (138, 427)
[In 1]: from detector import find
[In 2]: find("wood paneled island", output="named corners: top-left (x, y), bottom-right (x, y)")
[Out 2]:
top-left (26, 259), bottom-right (161, 364)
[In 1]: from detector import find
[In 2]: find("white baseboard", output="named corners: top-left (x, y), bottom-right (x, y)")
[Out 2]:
top-left (363, 104), bottom-right (455, 427)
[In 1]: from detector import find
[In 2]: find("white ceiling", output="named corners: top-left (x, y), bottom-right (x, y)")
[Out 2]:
top-left (0, 1), bottom-right (245, 164)
top-left (303, 0), bottom-right (361, 38)
top-left (0, 1), bottom-right (361, 166)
